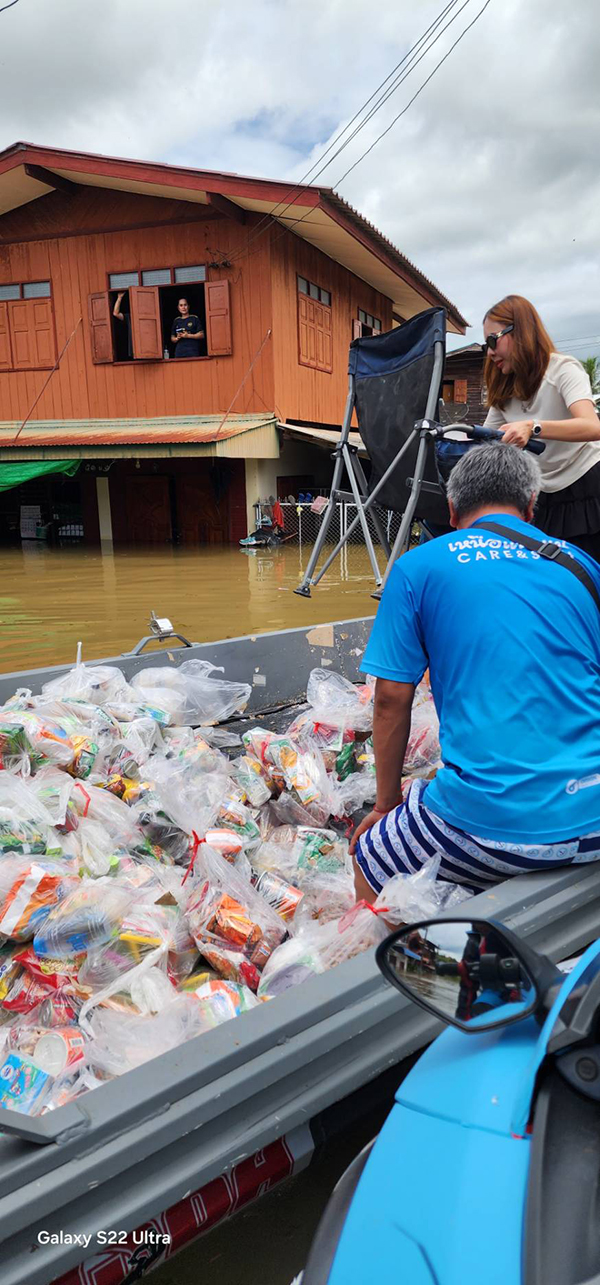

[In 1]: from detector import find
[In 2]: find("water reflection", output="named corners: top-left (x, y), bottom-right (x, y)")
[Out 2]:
top-left (0, 542), bottom-right (379, 673)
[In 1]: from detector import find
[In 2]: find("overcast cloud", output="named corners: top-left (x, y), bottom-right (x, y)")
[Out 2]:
top-left (0, 0), bottom-right (599, 355)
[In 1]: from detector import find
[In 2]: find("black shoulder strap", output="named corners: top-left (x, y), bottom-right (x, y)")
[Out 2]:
top-left (475, 521), bottom-right (600, 611)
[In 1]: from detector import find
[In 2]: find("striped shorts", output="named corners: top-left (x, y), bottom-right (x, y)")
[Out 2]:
top-left (355, 778), bottom-right (600, 895)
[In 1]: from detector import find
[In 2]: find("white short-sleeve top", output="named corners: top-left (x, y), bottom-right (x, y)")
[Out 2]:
top-left (483, 352), bottom-right (599, 492)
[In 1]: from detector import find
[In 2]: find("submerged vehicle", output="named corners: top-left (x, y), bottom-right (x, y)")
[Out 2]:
top-left (0, 616), bottom-right (599, 1285)
top-left (304, 914), bottom-right (600, 1285)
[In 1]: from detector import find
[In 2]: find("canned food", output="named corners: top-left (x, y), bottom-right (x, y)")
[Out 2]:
top-left (256, 871), bottom-right (303, 922)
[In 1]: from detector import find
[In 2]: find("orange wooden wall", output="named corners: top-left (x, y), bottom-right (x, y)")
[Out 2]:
top-left (0, 186), bottom-right (394, 428)
top-left (0, 189), bottom-right (274, 423)
top-left (270, 227), bottom-right (393, 424)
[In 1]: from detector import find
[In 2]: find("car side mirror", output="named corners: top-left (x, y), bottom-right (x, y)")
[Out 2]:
top-left (376, 917), bottom-right (541, 1033)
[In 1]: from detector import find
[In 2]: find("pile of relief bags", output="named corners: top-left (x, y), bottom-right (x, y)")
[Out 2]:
top-left (0, 657), bottom-right (468, 1115)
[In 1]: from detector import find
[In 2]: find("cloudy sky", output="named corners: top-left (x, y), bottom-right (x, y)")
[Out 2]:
top-left (1, 0), bottom-right (598, 356)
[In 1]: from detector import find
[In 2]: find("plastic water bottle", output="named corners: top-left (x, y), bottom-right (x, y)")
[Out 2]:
top-left (163, 347), bottom-right (170, 360)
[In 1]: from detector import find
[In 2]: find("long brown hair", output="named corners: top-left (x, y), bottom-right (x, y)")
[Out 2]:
top-left (483, 295), bottom-right (555, 408)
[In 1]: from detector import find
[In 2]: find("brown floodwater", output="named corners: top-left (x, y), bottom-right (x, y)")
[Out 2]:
top-left (0, 541), bottom-right (379, 674)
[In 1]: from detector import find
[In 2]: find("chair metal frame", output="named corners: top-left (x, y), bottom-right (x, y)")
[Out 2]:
top-left (294, 337), bottom-right (445, 599)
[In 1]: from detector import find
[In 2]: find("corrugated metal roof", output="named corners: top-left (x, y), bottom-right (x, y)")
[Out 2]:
top-left (282, 421), bottom-right (367, 457)
top-left (0, 414), bottom-right (277, 449)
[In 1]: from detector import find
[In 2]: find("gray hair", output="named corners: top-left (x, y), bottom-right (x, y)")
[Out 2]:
top-left (446, 442), bottom-right (541, 520)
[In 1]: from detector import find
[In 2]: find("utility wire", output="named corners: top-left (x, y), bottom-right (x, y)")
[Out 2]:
top-left (229, 0), bottom-right (473, 265)
top-left (229, 0), bottom-right (494, 272)
top-left (243, 0), bottom-right (463, 245)
top-left (333, 0), bottom-right (494, 190)
top-left (0, 0), bottom-right (21, 12)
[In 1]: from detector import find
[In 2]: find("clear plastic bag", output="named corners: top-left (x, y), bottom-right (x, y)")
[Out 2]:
top-left (305, 669), bottom-right (374, 733)
top-left (70, 781), bottom-right (140, 848)
top-left (78, 905), bottom-right (174, 990)
top-left (190, 979), bottom-right (258, 1025)
top-left (186, 846), bottom-right (287, 991)
top-left (131, 661), bottom-right (251, 726)
top-left (41, 661), bottom-right (132, 706)
top-left (291, 869), bottom-right (356, 931)
top-left (374, 856), bottom-right (472, 924)
top-left (33, 879), bottom-right (132, 958)
top-left (258, 902), bottom-right (388, 998)
top-left (336, 771), bottom-right (377, 815)
top-left (86, 994), bottom-right (207, 1077)
top-left (404, 700), bottom-right (442, 778)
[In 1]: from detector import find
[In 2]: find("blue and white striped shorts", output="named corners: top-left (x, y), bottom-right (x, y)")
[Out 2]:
top-left (355, 778), bottom-right (600, 895)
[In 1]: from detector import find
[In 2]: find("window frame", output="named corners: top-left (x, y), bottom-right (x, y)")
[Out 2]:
top-left (357, 307), bottom-right (382, 337)
top-left (0, 279), bottom-right (57, 372)
top-left (297, 275), bottom-right (333, 375)
top-left (93, 265), bottom-right (231, 366)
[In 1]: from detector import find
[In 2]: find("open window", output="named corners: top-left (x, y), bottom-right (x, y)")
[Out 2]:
top-left (90, 266), bottom-right (231, 364)
top-left (355, 308), bottom-right (382, 339)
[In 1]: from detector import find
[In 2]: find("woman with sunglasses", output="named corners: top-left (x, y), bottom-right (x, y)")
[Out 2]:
top-left (482, 294), bottom-right (600, 558)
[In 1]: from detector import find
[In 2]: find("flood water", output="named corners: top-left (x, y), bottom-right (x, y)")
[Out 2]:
top-left (0, 541), bottom-right (380, 674)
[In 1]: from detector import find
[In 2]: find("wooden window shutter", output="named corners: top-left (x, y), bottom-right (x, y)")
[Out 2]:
top-left (454, 378), bottom-right (468, 402)
top-left (88, 292), bottom-right (114, 364)
top-left (298, 294), bottom-right (311, 366)
top-left (205, 279), bottom-right (232, 357)
top-left (317, 303), bottom-right (332, 373)
top-left (8, 301), bottom-right (35, 369)
top-left (0, 303), bottom-right (12, 370)
top-left (30, 300), bottom-right (56, 366)
top-left (352, 319), bottom-right (362, 341)
top-left (130, 286), bottom-right (162, 360)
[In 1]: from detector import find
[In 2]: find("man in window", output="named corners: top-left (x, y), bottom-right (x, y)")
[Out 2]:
top-left (171, 298), bottom-right (204, 358)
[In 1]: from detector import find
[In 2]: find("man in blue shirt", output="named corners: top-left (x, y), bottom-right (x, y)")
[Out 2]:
top-left (351, 443), bottom-right (600, 901)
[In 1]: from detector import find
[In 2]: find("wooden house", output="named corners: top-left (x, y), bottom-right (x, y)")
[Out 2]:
top-left (0, 142), bottom-right (467, 545)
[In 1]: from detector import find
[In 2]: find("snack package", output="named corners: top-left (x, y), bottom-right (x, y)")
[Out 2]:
top-left (0, 1051), bottom-right (54, 1114)
top-left (0, 863), bottom-right (74, 942)
top-left (191, 979), bottom-right (258, 1025)
top-left (234, 755), bottom-right (273, 809)
top-left (255, 870), bottom-right (304, 923)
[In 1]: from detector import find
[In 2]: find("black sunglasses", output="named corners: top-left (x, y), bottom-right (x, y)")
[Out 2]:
top-left (482, 324), bottom-right (514, 353)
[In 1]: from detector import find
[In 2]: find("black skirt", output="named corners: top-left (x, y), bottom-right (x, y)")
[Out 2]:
top-left (535, 461), bottom-right (600, 561)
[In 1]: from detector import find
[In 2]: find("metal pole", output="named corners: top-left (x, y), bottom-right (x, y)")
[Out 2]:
top-left (294, 379), bottom-right (356, 597)
top-left (310, 427), bottom-right (419, 587)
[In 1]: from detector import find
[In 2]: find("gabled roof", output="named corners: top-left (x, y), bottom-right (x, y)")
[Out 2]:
top-left (0, 142), bottom-right (467, 333)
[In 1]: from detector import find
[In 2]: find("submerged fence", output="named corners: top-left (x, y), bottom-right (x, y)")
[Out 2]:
top-left (256, 501), bottom-right (405, 549)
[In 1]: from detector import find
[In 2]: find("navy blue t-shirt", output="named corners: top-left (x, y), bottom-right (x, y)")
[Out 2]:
top-left (172, 315), bottom-right (202, 357)
top-left (361, 513), bottom-right (600, 843)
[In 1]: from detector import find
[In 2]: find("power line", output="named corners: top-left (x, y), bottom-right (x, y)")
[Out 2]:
top-left (332, 0), bottom-right (494, 190)
top-left (230, 0), bottom-right (494, 271)
top-left (242, 0), bottom-right (465, 249)
top-left (0, 0), bottom-right (21, 12)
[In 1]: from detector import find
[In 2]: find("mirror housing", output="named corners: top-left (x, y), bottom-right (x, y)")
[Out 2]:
top-left (375, 917), bottom-right (554, 1034)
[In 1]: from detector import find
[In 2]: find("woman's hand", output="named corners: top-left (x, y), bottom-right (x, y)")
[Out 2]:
top-left (500, 420), bottom-right (533, 448)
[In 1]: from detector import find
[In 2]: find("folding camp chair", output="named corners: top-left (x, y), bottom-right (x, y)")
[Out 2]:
top-left (294, 307), bottom-right (449, 600)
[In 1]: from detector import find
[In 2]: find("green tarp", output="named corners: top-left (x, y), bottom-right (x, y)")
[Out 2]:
top-left (0, 460), bottom-right (81, 493)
